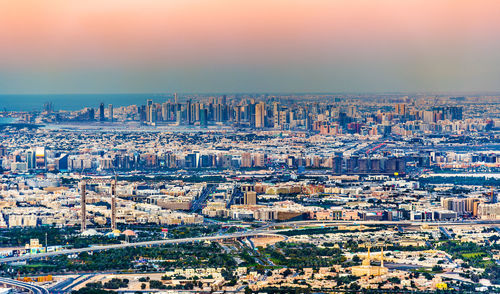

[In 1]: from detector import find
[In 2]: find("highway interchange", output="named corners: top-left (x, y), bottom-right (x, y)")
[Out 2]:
top-left (0, 276), bottom-right (50, 294)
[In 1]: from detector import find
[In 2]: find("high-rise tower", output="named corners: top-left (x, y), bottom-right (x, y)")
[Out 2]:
top-left (108, 104), bottom-right (113, 122)
top-left (255, 102), bottom-right (266, 128)
top-left (26, 149), bottom-right (36, 170)
top-left (99, 103), bottom-right (105, 122)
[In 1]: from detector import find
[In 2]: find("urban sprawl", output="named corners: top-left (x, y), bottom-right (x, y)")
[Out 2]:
top-left (0, 94), bottom-right (500, 293)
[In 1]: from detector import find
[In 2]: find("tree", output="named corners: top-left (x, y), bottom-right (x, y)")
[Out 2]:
top-left (149, 280), bottom-right (166, 289)
top-left (72, 288), bottom-right (114, 294)
top-left (388, 277), bottom-right (401, 284)
top-left (103, 278), bottom-right (128, 289)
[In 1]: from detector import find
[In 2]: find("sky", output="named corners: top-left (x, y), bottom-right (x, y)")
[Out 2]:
top-left (1, 0), bottom-right (500, 94)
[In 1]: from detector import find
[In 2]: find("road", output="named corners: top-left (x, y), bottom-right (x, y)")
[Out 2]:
top-left (50, 274), bottom-right (95, 294)
top-left (190, 184), bottom-right (215, 212)
top-left (227, 188), bottom-right (242, 208)
top-left (264, 219), bottom-right (500, 228)
top-left (0, 229), bottom-right (277, 264)
top-left (439, 227), bottom-right (452, 239)
top-left (0, 276), bottom-right (50, 294)
top-left (1, 219), bottom-right (498, 264)
top-left (49, 276), bottom-right (76, 294)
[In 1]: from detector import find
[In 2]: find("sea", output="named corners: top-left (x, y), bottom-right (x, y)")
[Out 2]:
top-left (0, 93), bottom-right (174, 111)
top-left (0, 117), bottom-right (16, 124)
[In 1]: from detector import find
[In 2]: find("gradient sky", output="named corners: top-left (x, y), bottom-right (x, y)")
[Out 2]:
top-left (1, 0), bottom-right (500, 94)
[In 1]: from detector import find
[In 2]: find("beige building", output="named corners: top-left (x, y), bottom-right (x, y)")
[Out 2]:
top-left (478, 203), bottom-right (500, 220)
top-left (244, 191), bottom-right (257, 205)
top-left (351, 247), bottom-right (388, 277)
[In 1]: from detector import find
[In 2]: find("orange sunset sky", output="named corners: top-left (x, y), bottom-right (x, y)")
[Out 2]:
top-left (1, 0), bottom-right (500, 93)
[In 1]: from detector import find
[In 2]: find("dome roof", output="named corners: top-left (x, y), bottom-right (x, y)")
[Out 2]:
top-left (122, 229), bottom-right (136, 236)
top-left (112, 229), bottom-right (121, 234)
top-left (105, 231), bottom-right (119, 237)
top-left (81, 229), bottom-right (100, 236)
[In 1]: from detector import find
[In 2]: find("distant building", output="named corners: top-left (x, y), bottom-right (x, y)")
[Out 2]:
top-left (108, 104), bottom-right (113, 122)
top-left (244, 191), bottom-right (257, 206)
top-left (26, 149), bottom-right (36, 170)
top-left (35, 147), bottom-right (46, 169)
top-left (200, 108), bottom-right (208, 128)
top-left (99, 102), bottom-right (105, 121)
top-left (478, 203), bottom-right (500, 220)
top-left (255, 102), bottom-right (265, 128)
top-left (241, 153), bottom-right (252, 168)
top-left (351, 246), bottom-right (388, 277)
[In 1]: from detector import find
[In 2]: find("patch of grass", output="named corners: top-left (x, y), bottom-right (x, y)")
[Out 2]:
top-left (24, 264), bottom-right (57, 268)
top-left (461, 252), bottom-right (485, 259)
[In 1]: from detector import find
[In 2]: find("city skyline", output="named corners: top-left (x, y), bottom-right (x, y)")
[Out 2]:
top-left (1, 1), bottom-right (500, 293)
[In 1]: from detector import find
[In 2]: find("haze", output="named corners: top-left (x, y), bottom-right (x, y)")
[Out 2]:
top-left (1, 0), bottom-right (500, 94)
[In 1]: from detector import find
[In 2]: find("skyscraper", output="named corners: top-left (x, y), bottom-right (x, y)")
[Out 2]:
top-left (88, 108), bottom-right (95, 120)
top-left (26, 149), bottom-right (36, 170)
top-left (149, 104), bottom-right (156, 124)
top-left (108, 104), bottom-right (113, 122)
top-left (273, 101), bottom-right (280, 129)
top-left (200, 108), bottom-right (208, 128)
top-left (35, 147), bottom-right (46, 169)
top-left (99, 103), bottom-right (105, 122)
top-left (195, 102), bottom-right (200, 122)
top-left (255, 102), bottom-right (265, 128)
top-left (187, 99), bottom-right (192, 124)
top-left (234, 106), bottom-right (241, 125)
top-left (176, 109), bottom-right (181, 125)
top-left (162, 102), bottom-right (169, 121)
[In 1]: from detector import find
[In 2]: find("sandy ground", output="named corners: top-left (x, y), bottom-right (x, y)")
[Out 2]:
top-left (71, 273), bottom-right (166, 291)
top-left (250, 235), bottom-right (285, 248)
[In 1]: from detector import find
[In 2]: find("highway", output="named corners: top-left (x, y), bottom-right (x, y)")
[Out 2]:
top-left (262, 219), bottom-right (500, 229)
top-left (1, 219), bottom-right (498, 264)
top-left (0, 276), bottom-right (50, 294)
top-left (190, 184), bottom-right (216, 212)
top-left (0, 229), bottom-right (277, 264)
top-left (50, 274), bottom-right (95, 294)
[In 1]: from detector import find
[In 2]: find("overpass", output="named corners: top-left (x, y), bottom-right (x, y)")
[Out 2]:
top-left (0, 229), bottom-right (277, 264)
top-left (263, 219), bottom-right (500, 229)
top-left (0, 277), bottom-right (49, 294)
top-left (1, 219), bottom-right (499, 264)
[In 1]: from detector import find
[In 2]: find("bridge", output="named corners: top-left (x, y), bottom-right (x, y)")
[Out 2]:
top-left (1, 220), bottom-right (499, 264)
top-left (262, 219), bottom-right (500, 229)
top-left (0, 277), bottom-right (49, 294)
top-left (0, 229), bottom-right (277, 264)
